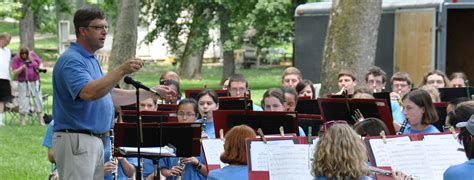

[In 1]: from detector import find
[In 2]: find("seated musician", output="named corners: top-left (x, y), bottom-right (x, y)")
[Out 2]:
top-left (295, 79), bottom-right (315, 99)
top-left (160, 71), bottom-right (180, 84)
top-left (196, 89), bottom-right (219, 138)
top-left (154, 99), bottom-right (208, 180)
top-left (160, 79), bottom-right (180, 104)
top-left (208, 125), bottom-right (257, 180)
top-left (281, 67), bottom-right (303, 88)
top-left (401, 89), bottom-right (439, 134)
top-left (444, 115), bottom-right (474, 179)
top-left (421, 70), bottom-right (450, 88)
top-left (312, 122), bottom-right (407, 179)
top-left (261, 88), bottom-right (305, 136)
top-left (364, 66), bottom-right (386, 93)
top-left (140, 98), bottom-right (158, 111)
top-left (449, 72), bottom-right (468, 88)
top-left (282, 87), bottom-right (298, 112)
top-left (227, 74), bottom-right (262, 111)
top-left (335, 68), bottom-right (357, 95)
top-left (389, 72), bottom-right (412, 125)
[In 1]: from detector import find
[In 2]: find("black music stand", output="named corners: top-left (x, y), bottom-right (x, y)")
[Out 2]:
top-left (295, 99), bottom-right (320, 114)
top-left (213, 110), bottom-right (298, 138)
top-left (318, 98), bottom-right (396, 135)
top-left (373, 92), bottom-right (393, 114)
top-left (438, 87), bottom-right (474, 102)
top-left (297, 114), bottom-right (323, 136)
top-left (185, 89), bottom-right (228, 100)
top-left (433, 102), bottom-right (449, 132)
top-left (121, 110), bottom-right (178, 123)
top-left (218, 97), bottom-right (253, 110)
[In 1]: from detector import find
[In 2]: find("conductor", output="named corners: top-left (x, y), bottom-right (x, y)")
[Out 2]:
top-left (51, 6), bottom-right (175, 179)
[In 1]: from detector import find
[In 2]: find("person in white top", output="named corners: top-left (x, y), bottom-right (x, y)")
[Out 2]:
top-left (0, 32), bottom-right (12, 126)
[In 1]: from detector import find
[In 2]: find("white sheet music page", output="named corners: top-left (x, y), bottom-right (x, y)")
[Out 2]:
top-left (423, 134), bottom-right (468, 178)
top-left (369, 136), bottom-right (411, 166)
top-left (201, 139), bottom-right (225, 166)
top-left (268, 144), bottom-right (313, 180)
top-left (249, 140), bottom-right (294, 171)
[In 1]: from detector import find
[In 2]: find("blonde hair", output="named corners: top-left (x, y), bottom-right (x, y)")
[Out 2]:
top-left (312, 124), bottom-right (368, 179)
top-left (419, 85), bottom-right (440, 103)
top-left (281, 67), bottom-right (302, 82)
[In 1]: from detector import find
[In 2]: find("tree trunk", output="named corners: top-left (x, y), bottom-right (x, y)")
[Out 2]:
top-left (178, 7), bottom-right (211, 80)
top-left (20, 0), bottom-right (35, 50)
top-left (320, 0), bottom-right (382, 95)
top-left (109, 0), bottom-right (139, 88)
top-left (219, 7), bottom-right (234, 84)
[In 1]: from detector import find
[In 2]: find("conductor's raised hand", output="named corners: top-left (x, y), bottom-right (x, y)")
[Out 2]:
top-left (154, 85), bottom-right (177, 99)
top-left (118, 58), bottom-right (144, 75)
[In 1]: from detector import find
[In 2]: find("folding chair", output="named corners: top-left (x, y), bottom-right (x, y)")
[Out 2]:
top-left (4, 80), bottom-right (20, 124)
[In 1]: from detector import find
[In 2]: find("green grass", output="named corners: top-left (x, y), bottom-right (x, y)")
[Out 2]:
top-left (0, 21), bottom-right (20, 36)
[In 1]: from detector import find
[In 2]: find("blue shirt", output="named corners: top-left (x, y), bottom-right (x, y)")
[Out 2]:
top-left (403, 124), bottom-right (440, 134)
top-left (443, 159), bottom-right (474, 180)
top-left (253, 104), bottom-right (263, 111)
top-left (42, 120), bottom-right (55, 148)
top-left (208, 165), bottom-right (248, 180)
top-left (104, 136), bottom-right (112, 180)
top-left (196, 118), bottom-right (216, 138)
top-left (159, 155), bottom-right (206, 180)
top-left (52, 42), bottom-right (114, 134)
top-left (390, 100), bottom-right (405, 124)
top-left (117, 158), bottom-right (138, 180)
top-left (143, 158), bottom-right (157, 178)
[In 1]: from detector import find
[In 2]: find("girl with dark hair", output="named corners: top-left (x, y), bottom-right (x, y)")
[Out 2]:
top-left (196, 89), bottom-right (219, 138)
top-left (296, 79), bottom-right (315, 99)
top-left (402, 89), bottom-right (439, 134)
top-left (282, 87), bottom-right (298, 112)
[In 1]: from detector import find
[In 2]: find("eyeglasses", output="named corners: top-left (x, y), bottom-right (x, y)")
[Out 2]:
top-left (177, 112), bottom-right (196, 118)
top-left (323, 120), bottom-right (348, 131)
top-left (426, 80), bottom-right (444, 85)
top-left (229, 87), bottom-right (247, 94)
top-left (86, 25), bottom-right (109, 31)
top-left (367, 80), bottom-right (383, 85)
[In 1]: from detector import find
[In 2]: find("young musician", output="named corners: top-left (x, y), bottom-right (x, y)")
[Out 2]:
top-left (312, 122), bottom-right (371, 179)
top-left (157, 99), bottom-right (207, 180)
top-left (390, 72), bottom-right (413, 125)
top-left (336, 68), bottom-right (357, 95)
top-left (401, 89), bottom-right (439, 134)
top-left (421, 70), bottom-right (450, 88)
top-left (450, 72), bottom-right (468, 88)
top-left (295, 79), bottom-right (315, 99)
top-left (261, 88), bottom-right (306, 136)
top-left (196, 89), bottom-right (219, 138)
top-left (447, 101), bottom-right (474, 129)
top-left (160, 79), bottom-right (180, 104)
top-left (281, 67), bottom-right (303, 88)
top-left (364, 66), bottom-right (386, 93)
top-left (227, 74), bottom-right (262, 111)
top-left (444, 115), bottom-right (474, 179)
top-left (208, 125), bottom-right (257, 180)
top-left (282, 87), bottom-right (298, 112)
top-left (140, 98), bottom-right (157, 111)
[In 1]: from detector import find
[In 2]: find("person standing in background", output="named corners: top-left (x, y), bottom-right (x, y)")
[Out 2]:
top-left (0, 32), bottom-right (12, 126)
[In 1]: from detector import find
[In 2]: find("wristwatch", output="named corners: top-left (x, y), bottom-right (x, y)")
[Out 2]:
top-left (194, 163), bottom-right (202, 170)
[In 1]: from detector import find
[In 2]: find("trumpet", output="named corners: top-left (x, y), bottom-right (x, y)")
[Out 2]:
top-left (176, 157), bottom-right (186, 180)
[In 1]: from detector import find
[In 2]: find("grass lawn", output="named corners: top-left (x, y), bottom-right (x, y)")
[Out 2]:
top-left (0, 63), bottom-right (285, 178)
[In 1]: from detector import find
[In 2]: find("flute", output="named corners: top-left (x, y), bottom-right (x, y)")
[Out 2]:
top-left (368, 167), bottom-right (419, 179)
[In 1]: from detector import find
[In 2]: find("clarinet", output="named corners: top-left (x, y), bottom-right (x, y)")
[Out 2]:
top-left (110, 129), bottom-right (118, 180)
top-left (398, 118), bottom-right (408, 135)
top-left (176, 157), bottom-right (186, 180)
top-left (201, 112), bottom-right (209, 138)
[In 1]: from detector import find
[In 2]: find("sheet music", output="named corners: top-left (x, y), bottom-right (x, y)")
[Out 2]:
top-left (201, 139), bottom-right (225, 166)
top-left (268, 144), bottom-right (313, 180)
top-left (250, 140), bottom-right (294, 171)
top-left (369, 136), bottom-right (411, 166)
top-left (369, 134), bottom-right (468, 180)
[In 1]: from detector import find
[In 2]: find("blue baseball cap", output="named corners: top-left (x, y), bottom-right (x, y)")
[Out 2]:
top-left (456, 115), bottom-right (474, 135)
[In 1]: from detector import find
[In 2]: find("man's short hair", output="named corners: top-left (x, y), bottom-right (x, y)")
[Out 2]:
top-left (74, 6), bottom-right (106, 37)
top-left (365, 66), bottom-right (386, 83)
top-left (228, 74), bottom-right (248, 88)
top-left (281, 67), bottom-right (303, 82)
top-left (390, 72), bottom-right (412, 86)
top-left (338, 68), bottom-right (356, 81)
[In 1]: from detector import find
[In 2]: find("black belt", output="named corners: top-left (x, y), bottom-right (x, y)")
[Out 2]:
top-left (56, 129), bottom-right (108, 138)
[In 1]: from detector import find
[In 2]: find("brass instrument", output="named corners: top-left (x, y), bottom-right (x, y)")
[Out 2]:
top-left (176, 157), bottom-right (186, 180)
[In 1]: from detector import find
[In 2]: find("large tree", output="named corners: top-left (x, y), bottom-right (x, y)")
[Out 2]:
top-left (108, 0), bottom-right (139, 86)
top-left (19, 0), bottom-right (35, 49)
top-left (320, 0), bottom-right (382, 95)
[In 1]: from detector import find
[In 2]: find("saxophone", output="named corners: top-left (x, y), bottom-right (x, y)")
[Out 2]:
top-left (176, 157), bottom-right (186, 180)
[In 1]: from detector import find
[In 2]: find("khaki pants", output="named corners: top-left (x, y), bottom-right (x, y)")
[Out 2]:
top-left (18, 80), bottom-right (43, 114)
top-left (53, 132), bottom-right (104, 180)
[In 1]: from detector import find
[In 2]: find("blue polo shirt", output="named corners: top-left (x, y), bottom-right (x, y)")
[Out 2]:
top-left (208, 165), bottom-right (248, 180)
top-left (52, 43), bottom-right (114, 134)
top-left (443, 159), bottom-right (474, 180)
top-left (402, 124), bottom-right (439, 134)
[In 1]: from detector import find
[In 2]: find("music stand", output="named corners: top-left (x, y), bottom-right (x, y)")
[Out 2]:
top-left (218, 97), bottom-right (253, 110)
top-left (297, 114), bottom-right (323, 136)
top-left (373, 92), bottom-right (393, 114)
top-left (318, 98), bottom-right (396, 135)
top-left (213, 110), bottom-right (298, 138)
top-left (157, 104), bottom-right (177, 111)
top-left (438, 87), bottom-right (474, 102)
top-left (121, 103), bottom-right (137, 110)
top-left (295, 99), bottom-right (320, 114)
top-left (121, 110), bottom-right (178, 123)
top-left (433, 102), bottom-right (449, 132)
top-left (185, 89), bottom-right (228, 100)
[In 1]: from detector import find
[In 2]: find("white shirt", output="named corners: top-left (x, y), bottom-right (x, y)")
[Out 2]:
top-left (0, 47), bottom-right (11, 80)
